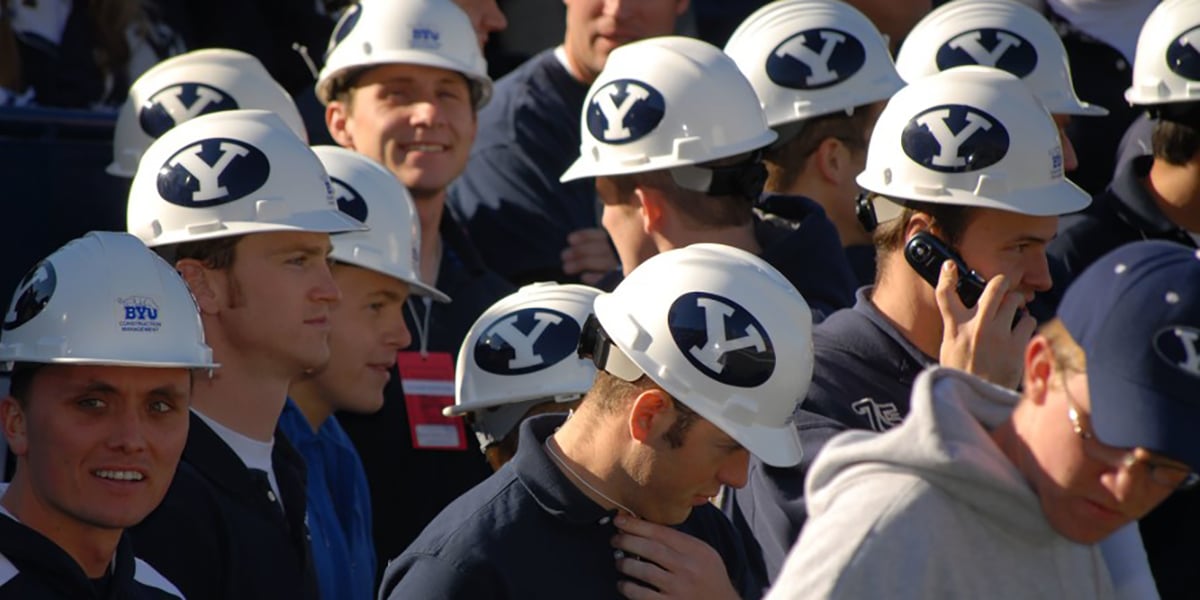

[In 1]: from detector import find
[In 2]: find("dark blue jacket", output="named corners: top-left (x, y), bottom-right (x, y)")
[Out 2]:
top-left (448, 49), bottom-right (595, 285)
top-left (129, 413), bottom-right (318, 600)
top-left (756, 193), bottom-right (875, 291)
top-left (380, 414), bottom-right (765, 600)
top-left (726, 289), bottom-right (935, 580)
top-left (279, 400), bottom-right (375, 600)
top-left (337, 212), bottom-right (513, 579)
top-left (0, 508), bottom-right (182, 599)
top-left (1050, 155), bottom-right (1197, 293)
top-left (754, 196), bottom-right (858, 321)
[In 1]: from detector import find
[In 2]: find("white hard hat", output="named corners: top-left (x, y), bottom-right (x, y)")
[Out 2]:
top-left (0, 232), bottom-right (217, 369)
top-left (896, 0), bottom-right (1106, 117)
top-left (108, 48), bottom-right (307, 178)
top-left (312, 145), bottom-right (449, 302)
top-left (446, 282), bottom-right (601, 450)
top-left (857, 66), bottom-right (1090, 216)
top-left (126, 109), bottom-right (366, 248)
top-left (561, 36), bottom-right (777, 183)
top-left (588, 244), bottom-right (812, 468)
top-left (316, 0), bottom-right (492, 108)
top-left (1126, 0), bottom-right (1200, 106)
top-left (724, 0), bottom-right (904, 128)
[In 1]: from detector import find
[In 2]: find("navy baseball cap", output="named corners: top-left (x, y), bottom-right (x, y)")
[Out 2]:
top-left (1058, 241), bottom-right (1200, 470)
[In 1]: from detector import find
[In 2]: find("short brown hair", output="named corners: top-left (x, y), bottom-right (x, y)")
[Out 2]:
top-left (764, 107), bottom-right (874, 191)
top-left (171, 236), bottom-right (241, 270)
top-left (1038, 318), bottom-right (1087, 374)
top-left (604, 169), bottom-right (754, 229)
top-left (1152, 118), bottom-right (1200, 166)
top-left (584, 371), bottom-right (699, 449)
top-left (872, 198), bottom-right (978, 256)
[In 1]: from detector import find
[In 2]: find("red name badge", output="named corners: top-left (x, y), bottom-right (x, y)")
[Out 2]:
top-left (396, 351), bottom-right (467, 451)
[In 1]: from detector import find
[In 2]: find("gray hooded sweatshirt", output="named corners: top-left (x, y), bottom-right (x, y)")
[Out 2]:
top-left (766, 367), bottom-right (1115, 600)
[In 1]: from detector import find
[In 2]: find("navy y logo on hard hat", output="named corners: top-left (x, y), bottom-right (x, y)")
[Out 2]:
top-left (326, 4), bottom-right (362, 58)
top-left (767, 28), bottom-right (866, 90)
top-left (3, 261), bottom-right (56, 331)
top-left (902, 104), bottom-right (1009, 173)
top-left (139, 84), bottom-right (239, 138)
top-left (330, 176), bottom-right (369, 222)
top-left (157, 138), bottom-right (271, 207)
top-left (1154, 326), bottom-right (1200, 378)
top-left (936, 29), bottom-right (1037, 78)
top-left (1167, 26), bottom-right (1200, 81)
top-left (586, 79), bottom-right (666, 145)
top-left (668, 292), bottom-right (775, 387)
top-left (475, 308), bottom-right (581, 375)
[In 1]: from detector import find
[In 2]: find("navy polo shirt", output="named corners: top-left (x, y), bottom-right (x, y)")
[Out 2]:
top-left (727, 288), bottom-right (935, 580)
top-left (380, 414), bottom-right (764, 600)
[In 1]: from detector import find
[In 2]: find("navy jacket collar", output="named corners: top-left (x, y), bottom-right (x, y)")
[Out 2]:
top-left (512, 414), bottom-right (620, 526)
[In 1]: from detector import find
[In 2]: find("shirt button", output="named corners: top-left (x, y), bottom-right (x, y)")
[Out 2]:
top-left (613, 550), bottom-right (625, 559)
top-left (267, 490), bottom-right (277, 502)
top-left (598, 516), bottom-right (611, 525)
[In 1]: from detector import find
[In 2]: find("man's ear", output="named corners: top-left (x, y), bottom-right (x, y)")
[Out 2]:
top-left (634, 187), bottom-right (665, 235)
top-left (812, 137), bottom-right (849, 185)
top-left (326, 100), bottom-right (354, 149)
top-left (1023, 335), bottom-right (1055, 406)
top-left (628, 388), bottom-right (671, 443)
top-left (175, 259), bottom-right (222, 315)
top-left (1, 396), bottom-right (28, 457)
top-left (904, 211), bottom-right (934, 242)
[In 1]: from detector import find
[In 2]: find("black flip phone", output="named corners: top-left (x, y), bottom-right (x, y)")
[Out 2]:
top-left (904, 231), bottom-right (987, 308)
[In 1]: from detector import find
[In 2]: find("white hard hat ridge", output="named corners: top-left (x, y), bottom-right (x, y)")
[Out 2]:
top-left (108, 48), bottom-right (307, 178)
top-left (895, 0), bottom-right (1106, 117)
top-left (316, 0), bottom-right (492, 108)
top-left (126, 109), bottom-right (366, 249)
top-left (0, 231), bottom-right (217, 369)
top-left (724, 0), bottom-right (905, 127)
top-left (857, 66), bottom-right (1090, 216)
top-left (313, 145), bottom-right (449, 302)
top-left (591, 244), bottom-right (813, 468)
top-left (561, 36), bottom-right (777, 183)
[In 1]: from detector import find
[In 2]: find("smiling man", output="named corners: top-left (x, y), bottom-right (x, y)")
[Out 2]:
top-left (0, 231), bottom-right (217, 598)
top-left (768, 240), bottom-right (1200, 599)
top-left (381, 244), bottom-right (814, 600)
top-left (316, 0), bottom-right (514, 571)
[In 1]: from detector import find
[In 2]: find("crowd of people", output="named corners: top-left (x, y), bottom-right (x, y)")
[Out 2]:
top-left (2, 0), bottom-right (1200, 599)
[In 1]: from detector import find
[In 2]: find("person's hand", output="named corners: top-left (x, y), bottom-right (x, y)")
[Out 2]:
top-left (936, 260), bottom-right (1036, 389)
top-left (610, 515), bottom-right (740, 600)
top-left (561, 228), bottom-right (618, 285)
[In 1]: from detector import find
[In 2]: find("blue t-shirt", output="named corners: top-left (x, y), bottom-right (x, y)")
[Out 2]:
top-left (279, 400), bottom-right (375, 600)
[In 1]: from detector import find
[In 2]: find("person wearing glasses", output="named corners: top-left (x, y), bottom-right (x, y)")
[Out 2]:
top-left (765, 240), bottom-right (1200, 600)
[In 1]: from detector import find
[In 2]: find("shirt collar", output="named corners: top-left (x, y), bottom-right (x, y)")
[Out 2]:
top-left (1110, 155), bottom-right (1186, 237)
top-left (511, 414), bottom-right (621, 526)
top-left (854, 286), bottom-right (938, 370)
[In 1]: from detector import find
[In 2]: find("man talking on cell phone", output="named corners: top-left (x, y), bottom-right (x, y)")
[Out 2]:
top-left (725, 66), bottom-right (1093, 583)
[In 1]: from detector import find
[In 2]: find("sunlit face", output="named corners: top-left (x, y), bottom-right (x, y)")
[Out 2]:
top-left (562, 0), bottom-right (688, 83)
top-left (335, 64), bottom-right (477, 199)
top-left (628, 410), bottom-right (750, 525)
top-left (307, 264), bottom-right (412, 414)
top-left (214, 232), bottom-right (339, 375)
top-left (1, 365), bottom-right (191, 532)
top-left (452, 0), bottom-right (508, 47)
top-left (1024, 369), bottom-right (1181, 544)
top-left (950, 207), bottom-right (1058, 305)
top-left (596, 176), bottom-right (657, 275)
